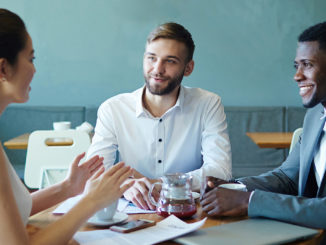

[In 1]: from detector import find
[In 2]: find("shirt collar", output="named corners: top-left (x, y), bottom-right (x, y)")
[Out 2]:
top-left (135, 86), bottom-right (147, 118)
top-left (135, 85), bottom-right (185, 118)
top-left (319, 107), bottom-right (326, 132)
top-left (321, 107), bottom-right (326, 120)
top-left (174, 85), bottom-right (184, 112)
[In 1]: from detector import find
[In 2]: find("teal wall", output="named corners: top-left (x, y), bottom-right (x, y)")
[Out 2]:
top-left (2, 0), bottom-right (326, 107)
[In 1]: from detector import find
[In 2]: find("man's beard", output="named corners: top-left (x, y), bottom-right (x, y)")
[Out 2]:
top-left (144, 70), bottom-right (184, 95)
top-left (303, 92), bottom-right (320, 108)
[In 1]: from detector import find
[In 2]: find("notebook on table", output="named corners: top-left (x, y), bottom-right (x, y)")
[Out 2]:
top-left (175, 218), bottom-right (319, 245)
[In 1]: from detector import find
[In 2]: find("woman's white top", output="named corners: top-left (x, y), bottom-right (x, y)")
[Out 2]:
top-left (2, 147), bottom-right (32, 225)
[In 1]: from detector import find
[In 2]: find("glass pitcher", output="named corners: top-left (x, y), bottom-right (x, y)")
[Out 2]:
top-left (148, 173), bottom-right (197, 218)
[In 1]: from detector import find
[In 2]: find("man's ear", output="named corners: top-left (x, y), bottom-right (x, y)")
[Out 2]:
top-left (184, 60), bottom-right (194, 77)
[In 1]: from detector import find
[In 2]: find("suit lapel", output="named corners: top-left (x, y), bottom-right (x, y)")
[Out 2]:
top-left (300, 106), bottom-right (325, 195)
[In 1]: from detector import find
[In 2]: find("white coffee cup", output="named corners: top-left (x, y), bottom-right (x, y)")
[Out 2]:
top-left (53, 121), bottom-right (71, 131)
top-left (76, 122), bottom-right (93, 134)
top-left (95, 200), bottom-right (118, 221)
top-left (218, 183), bottom-right (247, 192)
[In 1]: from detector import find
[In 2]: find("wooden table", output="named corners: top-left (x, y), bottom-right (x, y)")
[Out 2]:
top-left (27, 205), bottom-right (323, 245)
top-left (3, 133), bottom-right (86, 150)
top-left (246, 132), bottom-right (293, 148)
top-left (3, 133), bottom-right (31, 149)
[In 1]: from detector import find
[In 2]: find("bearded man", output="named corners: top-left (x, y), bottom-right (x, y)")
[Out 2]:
top-left (87, 22), bottom-right (231, 210)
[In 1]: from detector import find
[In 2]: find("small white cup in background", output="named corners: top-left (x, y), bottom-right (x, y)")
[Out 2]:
top-left (218, 183), bottom-right (247, 192)
top-left (95, 200), bottom-right (118, 221)
top-left (53, 121), bottom-right (71, 131)
top-left (76, 122), bottom-right (94, 134)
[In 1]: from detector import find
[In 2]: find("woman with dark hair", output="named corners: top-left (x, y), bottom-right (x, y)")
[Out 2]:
top-left (0, 8), bottom-right (134, 244)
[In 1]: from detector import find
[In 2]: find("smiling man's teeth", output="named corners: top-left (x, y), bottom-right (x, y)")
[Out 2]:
top-left (300, 86), bottom-right (313, 93)
top-left (299, 85), bottom-right (313, 96)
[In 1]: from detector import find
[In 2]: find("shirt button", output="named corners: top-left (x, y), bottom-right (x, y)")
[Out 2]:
top-left (158, 138), bottom-right (162, 142)
top-left (159, 119), bottom-right (162, 122)
top-left (158, 160), bottom-right (162, 163)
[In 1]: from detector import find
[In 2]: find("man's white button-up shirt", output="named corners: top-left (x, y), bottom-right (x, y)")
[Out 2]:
top-left (87, 85), bottom-right (232, 189)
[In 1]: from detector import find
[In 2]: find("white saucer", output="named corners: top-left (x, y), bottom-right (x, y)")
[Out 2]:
top-left (87, 212), bottom-right (128, 227)
top-left (192, 192), bottom-right (200, 200)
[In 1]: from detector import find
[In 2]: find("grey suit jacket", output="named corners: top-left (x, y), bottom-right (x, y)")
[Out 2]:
top-left (239, 103), bottom-right (326, 229)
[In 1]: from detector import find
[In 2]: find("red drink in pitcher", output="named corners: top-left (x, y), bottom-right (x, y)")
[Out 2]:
top-left (148, 173), bottom-right (197, 219)
top-left (156, 199), bottom-right (197, 218)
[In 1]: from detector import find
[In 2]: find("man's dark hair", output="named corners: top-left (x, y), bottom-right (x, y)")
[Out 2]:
top-left (147, 22), bottom-right (195, 62)
top-left (298, 21), bottom-right (326, 51)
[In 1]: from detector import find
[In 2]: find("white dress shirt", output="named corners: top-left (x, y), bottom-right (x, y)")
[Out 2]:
top-left (87, 85), bottom-right (232, 189)
top-left (314, 108), bottom-right (326, 187)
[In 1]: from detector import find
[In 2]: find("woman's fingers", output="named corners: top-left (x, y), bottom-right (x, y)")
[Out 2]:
top-left (89, 157), bottom-right (104, 174)
top-left (104, 166), bottom-right (132, 187)
top-left (104, 162), bottom-right (133, 182)
top-left (120, 180), bottom-right (135, 194)
top-left (117, 168), bottom-right (133, 185)
top-left (90, 166), bottom-right (105, 180)
top-left (80, 155), bottom-right (100, 168)
top-left (104, 162), bottom-right (126, 176)
top-left (72, 152), bottom-right (86, 167)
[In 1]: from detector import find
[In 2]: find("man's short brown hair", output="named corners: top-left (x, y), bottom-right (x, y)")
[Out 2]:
top-left (146, 22), bottom-right (195, 62)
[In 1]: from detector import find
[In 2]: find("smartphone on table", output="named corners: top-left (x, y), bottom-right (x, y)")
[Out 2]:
top-left (110, 219), bottom-right (156, 233)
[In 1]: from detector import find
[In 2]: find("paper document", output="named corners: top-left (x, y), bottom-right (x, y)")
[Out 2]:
top-left (74, 215), bottom-right (206, 245)
top-left (53, 195), bottom-right (155, 214)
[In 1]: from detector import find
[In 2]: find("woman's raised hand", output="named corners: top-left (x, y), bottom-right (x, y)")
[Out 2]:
top-left (64, 153), bottom-right (104, 197)
top-left (84, 162), bottom-right (134, 210)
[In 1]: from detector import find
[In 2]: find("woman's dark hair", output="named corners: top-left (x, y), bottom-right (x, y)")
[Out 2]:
top-left (0, 8), bottom-right (27, 65)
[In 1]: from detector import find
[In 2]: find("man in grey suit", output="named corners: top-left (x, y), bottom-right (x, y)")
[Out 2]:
top-left (201, 21), bottom-right (326, 232)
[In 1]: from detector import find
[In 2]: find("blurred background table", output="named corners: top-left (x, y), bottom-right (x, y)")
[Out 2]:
top-left (246, 132), bottom-right (293, 148)
top-left (3, 133), bottom-right (74, 149)
top-left (4, 133), bottom-right (30, 149)
top-left (3, 132), bottom-right (95, 150)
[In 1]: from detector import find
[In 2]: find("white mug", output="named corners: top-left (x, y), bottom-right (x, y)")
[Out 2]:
top-left (53, 121), bottom-right (71, 131)
top-left (95, 200), bottom-right (118, 221)
top-left (218, 183), bottom-right (247, 192)
top-left (76, 122), bottom-right (93, 134)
